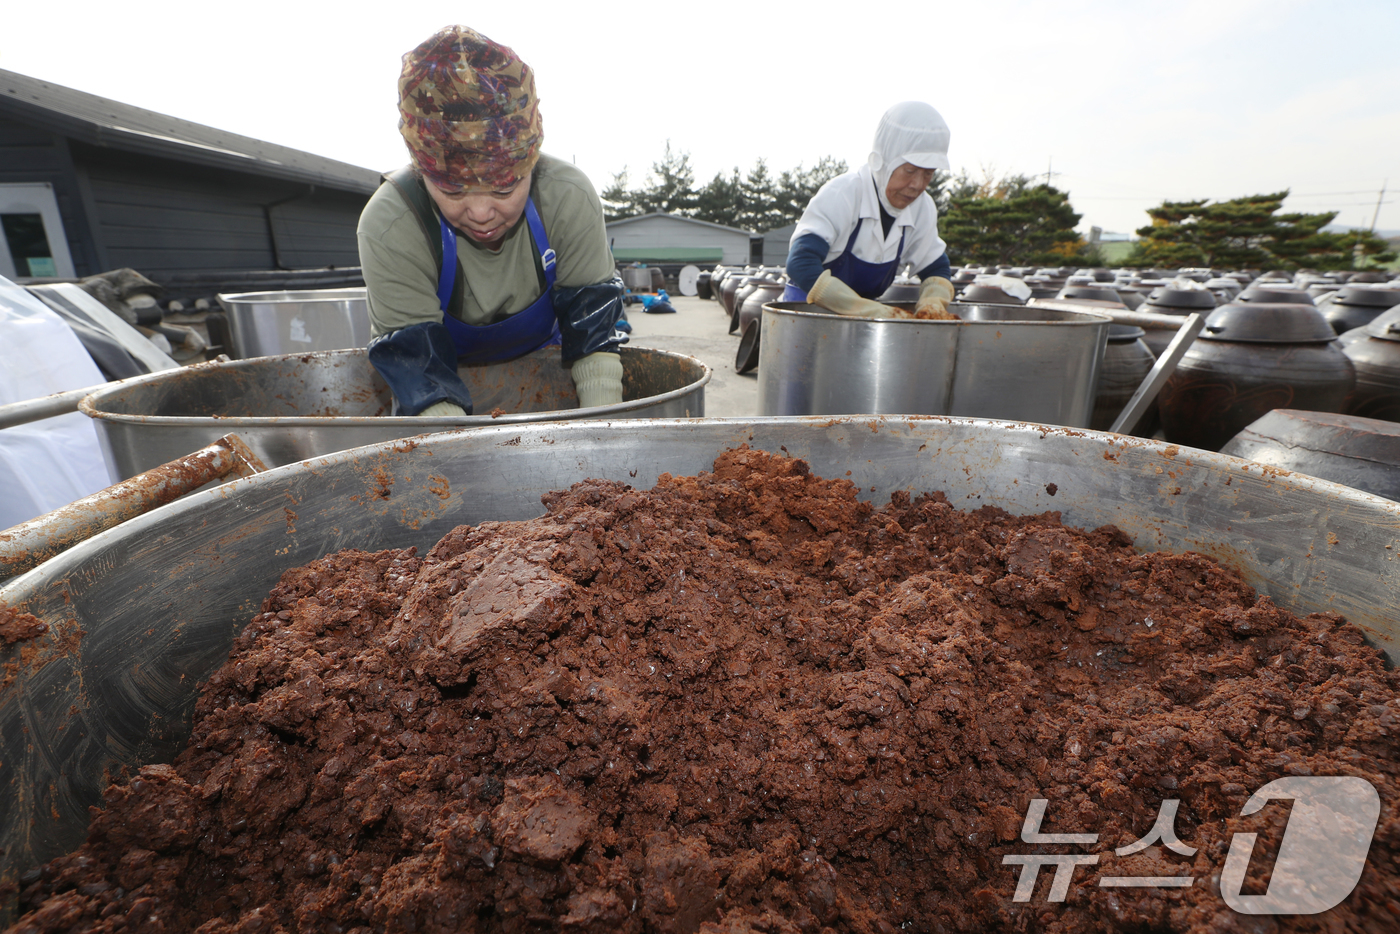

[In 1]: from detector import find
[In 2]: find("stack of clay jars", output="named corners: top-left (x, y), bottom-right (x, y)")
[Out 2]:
top-left (734, 275), bottom-right (786, 335)
top-left (714, 267), bottom-right (756, 318)
top-left (1339, 306), bottom-right (1400, 422)
top-left (733, 270), bottom-right (789, 336)
top-left (1158, 297), bottom-right (1355, 452)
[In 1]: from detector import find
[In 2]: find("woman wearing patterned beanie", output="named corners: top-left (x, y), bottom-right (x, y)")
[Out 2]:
top-left (358, 26), bottom-right (627, 416)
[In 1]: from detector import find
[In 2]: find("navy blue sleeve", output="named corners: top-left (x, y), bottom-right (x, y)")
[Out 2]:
top-left (785, 233), bottom-right (831, 292)
top-left (367, 321), bottom-right (475, 416)
top-left (916, 252), bottom-right (952, 281)
top-left (554, 274), bottom-right (629, 362)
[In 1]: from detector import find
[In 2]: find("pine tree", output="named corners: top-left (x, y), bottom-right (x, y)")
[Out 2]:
top-left (630, 141), bottom-right (698, 217)
top-left (1125, 191), bottom-right (1397, 270)
top-left (694, 168), bottom-right (744, 228)
top-left (938, 174), bottom-right (1090, 266)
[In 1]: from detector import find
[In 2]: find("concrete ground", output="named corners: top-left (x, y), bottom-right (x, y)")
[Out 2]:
top-left (620, 293), bottom-right (759, 417)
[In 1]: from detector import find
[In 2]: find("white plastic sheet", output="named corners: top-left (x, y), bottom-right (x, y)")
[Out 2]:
top-left (0, 276), bottom-right (114, 529)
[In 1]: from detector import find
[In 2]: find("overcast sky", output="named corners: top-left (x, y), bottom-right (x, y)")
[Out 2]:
top-left (5, 0), bottom-right (1397, 236)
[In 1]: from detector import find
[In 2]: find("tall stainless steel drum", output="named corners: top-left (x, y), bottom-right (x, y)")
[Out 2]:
top-left (757, 302), bottom-right (1110, 426)
top-left (79, 346), bottom-right (709, 479)
top-left (3, 417), bottom-right (1399, 902)
top-left (217, 288), bottom-right (371, 359)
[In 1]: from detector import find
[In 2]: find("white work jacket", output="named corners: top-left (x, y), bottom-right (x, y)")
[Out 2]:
top-left (790, 163), bottom-right (947, 273)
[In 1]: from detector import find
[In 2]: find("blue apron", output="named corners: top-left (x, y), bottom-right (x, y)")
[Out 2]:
top-left (781, 216), bottom-right (906, 302)
top-left (437, 197), bottom-right (561, 365)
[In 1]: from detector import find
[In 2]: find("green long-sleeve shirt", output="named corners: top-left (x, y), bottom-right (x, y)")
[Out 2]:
top-left (357, 154), bottom-right (616, 338)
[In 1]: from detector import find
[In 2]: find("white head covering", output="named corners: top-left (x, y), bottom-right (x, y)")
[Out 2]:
top-left (868, 101), bottom-right (951, 216)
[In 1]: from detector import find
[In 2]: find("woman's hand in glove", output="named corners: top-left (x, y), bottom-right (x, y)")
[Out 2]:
top-left (915, 276), bottom-right (957, 320)
top-left (418, 400), bottom-right (467, 417)
top-left (807, 270), bottom-right (899, 318)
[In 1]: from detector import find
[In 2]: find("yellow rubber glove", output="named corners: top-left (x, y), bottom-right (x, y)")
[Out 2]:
top-left (806, 270), bottom-right (899, 318)
top-left (418, 400), bottom-right (467, 417)
top-left (572, 351), bottom-right (624, 408)
top-left (916, 276), bottom-right (957, 320)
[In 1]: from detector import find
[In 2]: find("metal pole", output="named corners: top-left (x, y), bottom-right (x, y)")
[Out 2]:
top-left (1109, 313), bottom-right (1205, 436)
top-left (0, 434), bottom-right (268, 579)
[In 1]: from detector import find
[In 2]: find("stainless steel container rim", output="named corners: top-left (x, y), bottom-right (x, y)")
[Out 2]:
top-left (8, 415), bottom-right (1400, 601)
top-left (216, 289), bottom-right (369, 304)
top-left (76, 346), bottom-right (711, 429)
top-left (762, 301), bottom-right (1114, 325)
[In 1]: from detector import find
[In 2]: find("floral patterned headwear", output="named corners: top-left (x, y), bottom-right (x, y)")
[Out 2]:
top-left (397, 26), bottom-right (542, 192)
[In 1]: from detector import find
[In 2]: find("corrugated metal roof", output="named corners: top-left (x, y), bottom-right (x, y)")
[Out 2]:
top-left (606, 212), bottom-right (755, 236)
top-left (0, 68), bottom-right (380, 194)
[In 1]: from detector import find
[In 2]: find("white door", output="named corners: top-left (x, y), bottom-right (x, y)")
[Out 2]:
top-left (0, 182), bottom-right (78, 279)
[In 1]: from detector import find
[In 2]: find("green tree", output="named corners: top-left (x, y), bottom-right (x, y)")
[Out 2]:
top-left (938, 172), bottom-right (1090, 266)
top-left (601, 142), bottom-right (698, 221)
top-left (771, 157), bottom-right (847, 228)
top-left (1124, 191), bottom-right (1397, 270)
top-left (608, 149), bottom-right (848, 232)
top-left (694, 168), bottom-right (744, 228)
top-left (600, 168), bottom-right (637, 221)
top-left (736, 159), bottom-right (787, 233)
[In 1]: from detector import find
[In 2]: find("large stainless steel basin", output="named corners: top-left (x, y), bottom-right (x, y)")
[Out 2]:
top-left (78, 346), bottom-right (709, 479)
top-left (757, 302), bottom-right (1111, 425)
top-left (2, 418), bottom-right (1398, 904)
top-left (218, 288), bottom-right (370, 359)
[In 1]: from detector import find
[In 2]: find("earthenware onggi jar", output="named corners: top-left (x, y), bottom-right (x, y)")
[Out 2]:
top-left (1339, 306), bottom-right (1400, 422)
top-left (1158, 302), bottom-right (1356, 452)
top-left (1323, 286), bottom-right (1400, 336)
top-left (1090, 324), bottom-right (1155, 433)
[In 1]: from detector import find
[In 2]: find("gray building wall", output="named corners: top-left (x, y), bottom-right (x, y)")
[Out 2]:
top-left (0, 116), bottom-right (99, 275)
top-left (762, 223), bottom-right (796, 266)
top-left (76, 146), bottom-right (364, 277)
top-left (606, 214), bottom-right (753, 265)
top-left (1, 70), bottom-right (373, 281)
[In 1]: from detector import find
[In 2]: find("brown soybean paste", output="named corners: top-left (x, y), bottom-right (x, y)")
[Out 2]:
top-left (8, 448), bottom-right (1398, 933)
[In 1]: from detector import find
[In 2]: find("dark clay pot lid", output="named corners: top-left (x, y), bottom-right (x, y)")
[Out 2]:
top-left (1239, 287), bottom-right (1314, 305)
top-left (1059, 285), bottom-right (1122, 303)
top-left (1108, 324), bottom-right (1146, 342)
top-left (1364, 306), bottom-right (1400, 341)
top-left (960, 284), bottom-right (1026, 304)
top-left (877, 283), bottom-right (922, 303)
top-left (1200, 302), bottom-right (1337, 343)
top-left (1145, 287), bottom-right (1216, 309)
top-left (1336, 286), bottom-right (1400, 308)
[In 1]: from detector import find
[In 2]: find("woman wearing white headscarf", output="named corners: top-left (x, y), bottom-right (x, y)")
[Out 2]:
top-left (782, 102), bottom-right (955, 319)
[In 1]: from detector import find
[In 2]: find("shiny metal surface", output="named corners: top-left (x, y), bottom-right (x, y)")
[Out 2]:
top-left (756, 301), bottom-right (1110, 426)
top-left (1108, 313), bottom-right (1204, 434)
top-left (217, 288), bottom-right (371, 359)
top-left (2, 416), bottom-right (1398, 896)
top-left (79, 346), bottom-right (709, 479)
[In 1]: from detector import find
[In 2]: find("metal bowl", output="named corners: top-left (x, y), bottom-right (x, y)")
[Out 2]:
top-left (217, 289), bottom-right (370, 359)
top-left (3, 417), bottom-right (1398, 899)
top-left (79, 346), bottom-right (709, 479)
top-left (756, 301), bottom-right (1111, 426)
